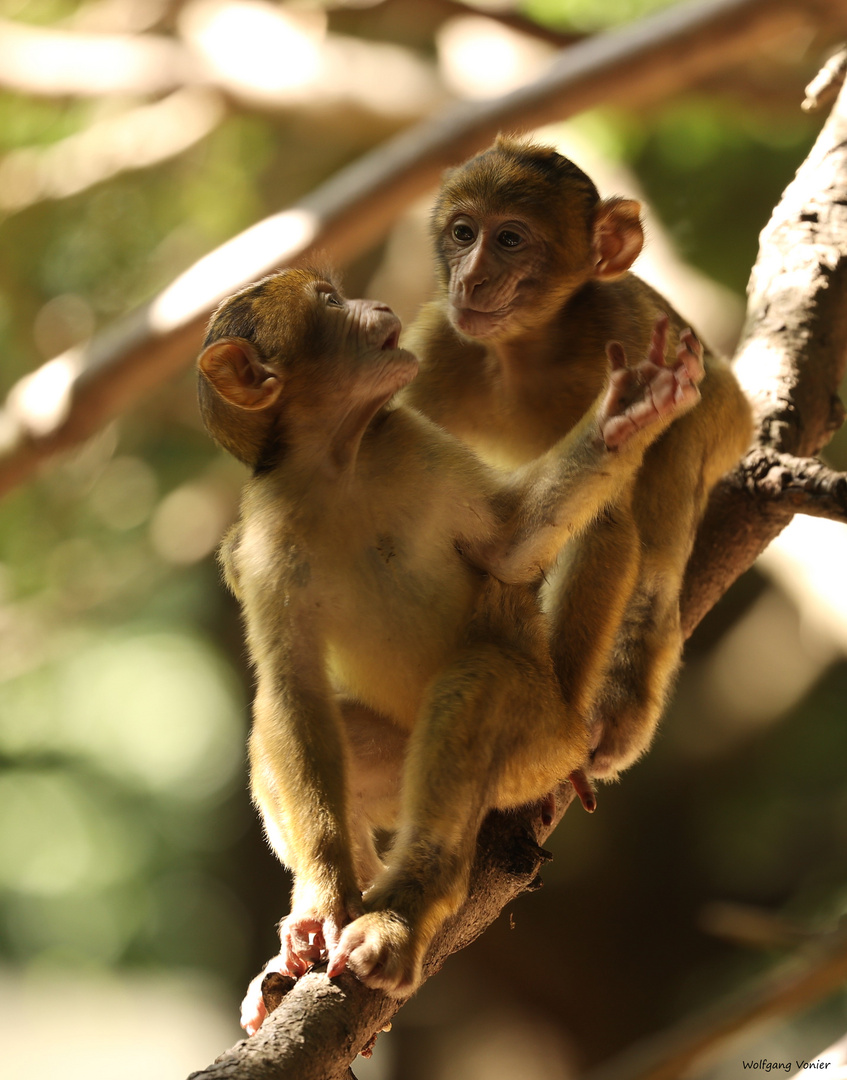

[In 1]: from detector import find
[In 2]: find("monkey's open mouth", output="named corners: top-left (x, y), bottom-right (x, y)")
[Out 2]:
top-left (381, 330), bottom-right (400, 350)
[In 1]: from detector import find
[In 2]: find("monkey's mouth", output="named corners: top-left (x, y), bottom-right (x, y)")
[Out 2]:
top-left (381, 329), bottom-right (400, 350)
top-left (453, 306), bottom-right (510, 338)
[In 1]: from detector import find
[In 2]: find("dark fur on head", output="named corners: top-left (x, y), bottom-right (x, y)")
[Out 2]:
top-left (432, 135), bottom-right (600, 281)
top-left (198, 267), bottom-right (336, 471)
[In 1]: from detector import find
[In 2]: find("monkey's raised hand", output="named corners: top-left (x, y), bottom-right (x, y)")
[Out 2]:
top-left (600, 317), bottom-right (704, 451)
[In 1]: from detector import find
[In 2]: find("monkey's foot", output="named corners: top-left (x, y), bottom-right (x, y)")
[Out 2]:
top-left (331, 911), bottom-right (423, 997)
top-left (240, 955), bottom-right (292, 1036)
top-left (278, 911), bottom-right (334, 976)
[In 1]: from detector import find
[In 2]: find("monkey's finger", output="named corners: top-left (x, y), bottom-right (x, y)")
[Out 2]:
top-left (568, 769), bottom-right (597, 814)
top-left (327, 944), bottom-right (350, 978)
top-left (648, 314), bottom-right (670, 366)
top-left (606, 340), bottom-right (627, 370)
top-left (677, 328), bottom-right (705, 382)
top-left (240, 997), bottom-right (267, 1037)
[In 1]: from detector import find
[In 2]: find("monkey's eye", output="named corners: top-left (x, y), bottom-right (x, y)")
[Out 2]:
top-left (452, 222), bottom-right (475, 244)
top-left (324, 292), bottom-right (344, 308)
top-left (497, 230), bottom-right (523, 248)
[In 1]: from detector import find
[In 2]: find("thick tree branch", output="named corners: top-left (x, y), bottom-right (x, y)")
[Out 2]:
top-left (0, 0), bottom-right (827, 497)
top-left (186, 57), bottom-right (847, 1080)
top-left (681, 50), bottom-right (847, 634)
top-left (187, 789), bottom-right (575, 1080)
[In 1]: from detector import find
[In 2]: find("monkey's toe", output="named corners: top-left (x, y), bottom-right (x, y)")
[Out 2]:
top-left (334, 912), bottom-right (421, 997)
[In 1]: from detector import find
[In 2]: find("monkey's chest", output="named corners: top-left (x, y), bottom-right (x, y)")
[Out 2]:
top-left (318, 531), bottom-right (479, 724)
top-left (437, 377), bottom-right (597, 468)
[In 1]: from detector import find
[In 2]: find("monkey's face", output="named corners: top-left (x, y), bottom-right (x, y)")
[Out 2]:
top-left (198, 270), bottom-right (418, 465)
top-left (303, 278), bottom-right (419, 407)
top-left (437, 209), bottom-right (567, 342)
top-left (431, 137), bottom-right (642, 345)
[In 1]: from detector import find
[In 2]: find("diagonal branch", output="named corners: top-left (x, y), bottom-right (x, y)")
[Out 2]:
top-left (681, 45), bottom-right (847, 634)
top-left (579, 922), bottom-right (847, 1080)
top-left (0, 0), bottom-right (824, 497)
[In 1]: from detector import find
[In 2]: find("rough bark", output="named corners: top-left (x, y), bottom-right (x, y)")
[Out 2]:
top-left (681, 49), bottom-right (847, 633)
top-left (187, 794), bottom-right (573, 1080)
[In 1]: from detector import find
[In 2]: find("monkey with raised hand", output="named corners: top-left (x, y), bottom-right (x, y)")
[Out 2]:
top-left (197, 267), bottom-right (703, 1025)
top-left (403, 136), bottom-right (753, 779)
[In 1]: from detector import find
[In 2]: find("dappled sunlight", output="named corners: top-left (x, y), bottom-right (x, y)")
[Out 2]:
top-left (0, 968), bottom-right (238, 1080)
top-left (88, 455), bottom-right (159, 532)
top-left (437, 15), bottom-right (555, 99)
top-left (0, 88), bottom-right (224, 212)
top-left (0, 630), bottom-right (244, 800)
top-left (0, 16), bottom-right (185, 96)
top-left (58, 632), bottom-right (244, 798)
top-left (180, 0), bottom-right (325, 101)
top-left (149, 480), bottom-right (234, 565)
top-left (148, 208), bottom-right (319, 330)
top-left (759, 515), bottom-right (847, 653)
top-left (2, 352), bottom-right (80, 439)
top-left (701, 586), bottom-right (838, 731)
top-left (179, 0), bottom-right (440, 116)
top-left (0, 770), bottom-right (149, 897)
top-left (672, 516), bottom-right (847, 756)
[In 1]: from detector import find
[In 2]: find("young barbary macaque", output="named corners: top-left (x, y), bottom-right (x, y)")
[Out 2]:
top-left (403, 135), bottom-right (753, 779)
top-left (197, 267), bottom-right (703, 1026)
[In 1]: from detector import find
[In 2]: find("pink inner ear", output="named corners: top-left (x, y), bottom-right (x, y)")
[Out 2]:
top-left (593, 198), bottom-right (643, 279)
top-left (200, 338), bottom-right (281, 409)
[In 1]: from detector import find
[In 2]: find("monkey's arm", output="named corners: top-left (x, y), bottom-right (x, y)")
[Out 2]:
top-left (484, 323), bottom-right (704, 581)
top-left (244, 599), bottom-right (364, 972)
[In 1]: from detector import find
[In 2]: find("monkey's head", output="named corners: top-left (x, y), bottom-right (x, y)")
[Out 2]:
top-left (197, 268), bottom-right (417, 470)
top-left (432, 134), bottom-right (644, 342)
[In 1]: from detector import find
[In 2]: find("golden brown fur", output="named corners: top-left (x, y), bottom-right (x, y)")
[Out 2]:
top-left (197, 268), bottom-right (704, 1023)
top-left (402, 135), bottom-right (753, 777)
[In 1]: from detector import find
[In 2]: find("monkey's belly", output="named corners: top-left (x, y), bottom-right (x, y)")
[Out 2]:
top-left (324, 612), bottom-right (465, 730)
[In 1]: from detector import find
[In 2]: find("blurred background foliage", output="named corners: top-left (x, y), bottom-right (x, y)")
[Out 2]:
top-left (0, 0), bottom-right (845, 1077)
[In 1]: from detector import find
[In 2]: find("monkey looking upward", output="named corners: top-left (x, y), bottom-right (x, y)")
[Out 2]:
top-left (197, 267), bottom-right (703, 1017)
top-left (402, 136), bottom-right (753, 780)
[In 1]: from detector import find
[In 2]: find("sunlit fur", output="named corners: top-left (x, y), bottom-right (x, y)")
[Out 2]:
top-left (403, 135), bottom-right (753, 778)
top-left (197, 268), bottom-right (704, 1018)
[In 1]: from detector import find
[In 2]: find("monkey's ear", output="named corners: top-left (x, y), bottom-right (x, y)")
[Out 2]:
top-left (591, 197), bottom-right (643, 281)
top-left (199, 337), bottom-right (283, 411)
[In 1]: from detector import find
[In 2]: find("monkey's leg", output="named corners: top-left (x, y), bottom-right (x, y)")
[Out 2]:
top-left (546, 496), bottom-right (641, 723)
top-left (241, 699), bottom-right (405, 1035)
top-left (330, 648), bottom-right (500, 997)
top-left (587, 582), bottom-right (683, 778)
top-left (586, 419), bottom-right (707, 778)
top-left (333, 591), bottom-right (586, 995)
top-left (586, 356), bottom-right (752, 780)
top-left (341, 699), bottom-right (407, 887)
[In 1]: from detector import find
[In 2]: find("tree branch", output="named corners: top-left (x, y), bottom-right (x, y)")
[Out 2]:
top-left (681, 42), bottom-right (847, 634)
top-left (187, 790), bottom-right (575, 1080)
top-left (185, 53), bottom-right (847, 1080)
top-left (0, 0), bottom-right (827, 497)
top-left (730, 448), bottom-right (847, 523)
